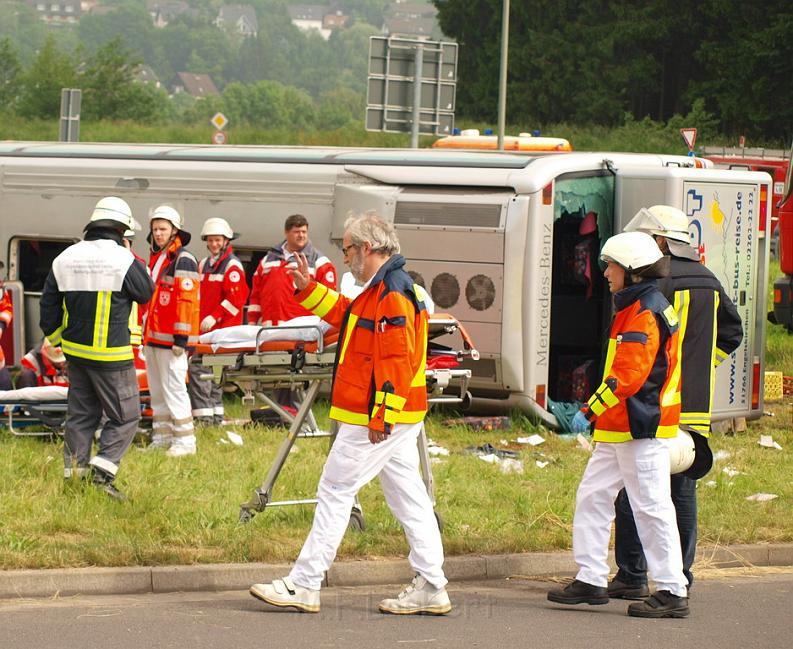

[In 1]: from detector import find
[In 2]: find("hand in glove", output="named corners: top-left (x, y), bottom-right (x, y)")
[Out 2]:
top-left (200, 315), bottom-right (216, 333)
top-left (571, 410), bottom-right (591, 434)
top-left (172, 345), bottom-right (186, 357)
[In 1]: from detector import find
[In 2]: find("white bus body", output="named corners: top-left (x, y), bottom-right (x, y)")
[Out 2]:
top-left (0, 143), bottom-right (770, 425)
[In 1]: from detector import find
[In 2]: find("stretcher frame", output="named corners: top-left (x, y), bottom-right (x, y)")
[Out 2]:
top-left (201, 317), bottom-right (476, 527)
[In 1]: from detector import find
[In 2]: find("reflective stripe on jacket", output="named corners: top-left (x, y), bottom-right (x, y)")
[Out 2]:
top-left (248, 241), bottom-right (336, 325)
top-left (144, 236), bottom-right (200, 349)
top-left (198, 245), bottom-right (249, 329)
top-left (658, 256), bottom-right (743, 434)
top-left (294, 254), bottom-right (427, 431)
top-left (40, 234), bottom-right (154, 369)
top-left (587, 281), bottom-right (681, 443)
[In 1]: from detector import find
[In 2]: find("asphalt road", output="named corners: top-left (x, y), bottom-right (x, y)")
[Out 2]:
top-left (1, 570), bottom-right (790, 649)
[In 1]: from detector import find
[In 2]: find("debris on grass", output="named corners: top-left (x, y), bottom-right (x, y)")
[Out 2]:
top-left (576, 434), bottom-right (592, 452)
top-left (713, 450), bottom-right (731, 461)
top-left (746, 493), bottom-right (778, 502)
top-left (517, 434), bottom-right (545, 446)
top-left (536, 460), bottom-right (550, 469)
top-left (704, 480), bottom-right (717, 487)
top-left (444, 416), bottom-right (512, 431)
top-left (759, 434), bottom-right (783, 450)
top-left (226, 431), bottom-right (243, 446)
top-left (722, 467), bottom-right (742, 477)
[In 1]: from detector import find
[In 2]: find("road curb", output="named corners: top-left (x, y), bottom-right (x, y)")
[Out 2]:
top-left (1, 543), bottom-right (791, 600)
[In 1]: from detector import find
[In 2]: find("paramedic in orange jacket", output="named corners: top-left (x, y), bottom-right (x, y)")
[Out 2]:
top-left (188, 217), bottom-right (249, 424)
top-left (547, 231), bottom-right (690, 619)
top-left (250, 213), bottom-right (451, 617)
top-left (143, 205), bottom-right (200, 457)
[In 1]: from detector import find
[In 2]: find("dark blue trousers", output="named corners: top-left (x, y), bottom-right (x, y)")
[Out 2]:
top-left (614, 473), bottom-right (697, 588)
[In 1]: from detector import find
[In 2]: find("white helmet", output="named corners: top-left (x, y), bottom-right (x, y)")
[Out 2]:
top-left (625, 205), bottom-right (690, 243)
top-left (600, 231), bottom-right (664, 274)
top-left (150, 204), bottom-right (183, 230)
top-left (123, 217), bottom-right (143, 239)
top-left (201, 217), bottom-right (236, 240)
top-left (88, 196), bottom-right (136, 231)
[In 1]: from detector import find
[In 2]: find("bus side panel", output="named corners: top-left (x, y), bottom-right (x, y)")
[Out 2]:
top-left (683, 181), bottom-right (764, 417)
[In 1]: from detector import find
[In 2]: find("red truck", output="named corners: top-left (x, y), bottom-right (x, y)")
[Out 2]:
top-left (771, 157), bottom-right (793, 330)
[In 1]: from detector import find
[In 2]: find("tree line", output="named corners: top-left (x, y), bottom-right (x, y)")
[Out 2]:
top-left (435, 0), bottom-right (793, 141)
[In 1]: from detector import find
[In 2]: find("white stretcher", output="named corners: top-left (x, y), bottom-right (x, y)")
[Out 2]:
top-left (0, 385), bottom-right (69, 436)
top-left (200, 313), bottom-right (478, 526)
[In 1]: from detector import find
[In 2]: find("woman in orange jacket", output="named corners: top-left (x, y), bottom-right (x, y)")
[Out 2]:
top-left (547, 231), bottom-right (689, 619)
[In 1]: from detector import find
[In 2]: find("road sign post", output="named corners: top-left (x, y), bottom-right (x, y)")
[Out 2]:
top-left (680, 127), bottom-right (698, 152)
top-left (366, 36), bottom-right (457, 145)
top-left (59, 89), bottom-right (81, 143)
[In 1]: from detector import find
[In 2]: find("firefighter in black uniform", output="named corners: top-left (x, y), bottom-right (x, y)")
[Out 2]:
top-left (607, 205), bottom-right (744, 599)
top-left (40, 196), bottom-right (154, 500)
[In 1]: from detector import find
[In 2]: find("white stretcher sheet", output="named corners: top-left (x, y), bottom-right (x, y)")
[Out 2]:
top-left (198, 316), bottom-right (332, 352)
top-left (0, 385), bottom-right (69, 402)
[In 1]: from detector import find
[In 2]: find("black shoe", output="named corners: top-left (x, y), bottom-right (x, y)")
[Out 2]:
top-left (627, 590), bottom-right (689, 618)
top-left (195, 416), bottom-right (214, 426)
top-left (547, 579), bottom-right (609, 605)
top-left (91, 470), bottom-right (128, 502)
top-left (608, 578), bottom-right (650, 600)
top-left (213, 415), bottom-right (224, 425)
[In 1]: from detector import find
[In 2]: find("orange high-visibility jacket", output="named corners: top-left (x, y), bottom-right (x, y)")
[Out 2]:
top-left (294, 254), bottom-right (428, 432)
top-left (144, 237), bottom-right (200, 349)
top-left (583, 281), bottom-right (681, 443)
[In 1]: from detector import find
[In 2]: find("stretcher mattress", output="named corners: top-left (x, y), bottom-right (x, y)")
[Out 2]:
top-left (0, 385), bottom-right (69, 403)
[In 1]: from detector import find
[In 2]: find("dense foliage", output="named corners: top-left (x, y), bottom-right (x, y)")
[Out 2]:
top-left (434, 0), bottom-right (793, 140)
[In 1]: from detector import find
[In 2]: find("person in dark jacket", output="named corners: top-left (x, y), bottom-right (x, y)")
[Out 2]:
top-left (40, 196), bottom-right (154, 500)
top-left (607, 205), bottom-right (744, 598)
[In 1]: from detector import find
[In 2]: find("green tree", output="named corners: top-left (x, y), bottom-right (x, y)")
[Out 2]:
top-left (18, 34), bottom-right (78, 120)
top-left (0, 38), bottom-right (23, 113)
top-left (80, 37), bottom-right (168, 122)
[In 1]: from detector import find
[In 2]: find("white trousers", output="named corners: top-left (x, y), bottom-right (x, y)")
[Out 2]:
top-left (572, 438), bottom-right (688, 597)
top-left (289, 421), bottom-right (447, 591)
top-left (145, 346), bottom-right (195, 438)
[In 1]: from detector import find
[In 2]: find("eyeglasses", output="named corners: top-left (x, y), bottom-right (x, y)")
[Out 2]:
top-left (341, 244), bottom-right (358, 256)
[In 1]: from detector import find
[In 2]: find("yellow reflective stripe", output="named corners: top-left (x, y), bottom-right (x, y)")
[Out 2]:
top-left (384, 409), bottom-right (399, 425)
top-left (410, 322), bottom-right (428, 388)
top-left (602, 338), bottom-right (617, 374)
top-left (393, 409), bottom-right (426, 424)
top-left (338, 313), bottom-right (358, 364)
top-left (589, 398), bottom-right (607, 417)
top-left (662, 290), bottom-right (687, 407)
top-left (313, 291), bottom-right (338, 318)
top-left (93, 291), bottom-right (111, 349)
top-left (62, 339), bottom-right (134, 361)
top-left (714, 347), bottom-right (728, 364)
top-left (48, 327), bottom-right (63, 346)
top-left (300, 283), bottom-right (329, 311)
top-left (708, 293), bottom-right (719, 413)
top-left (593, 423), bottom-right (678, 443)
top-left (328, 406), bottom-right (370, 425)
top-left (129, 303), bottom-right (142, 345)
top-left (601, 386), bottom-right (619, 408)
top-left (373, 391), bottom-right (406, 410)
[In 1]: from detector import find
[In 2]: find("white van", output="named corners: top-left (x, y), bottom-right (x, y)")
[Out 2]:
top-left (0, 142), bottom-right (770, 425)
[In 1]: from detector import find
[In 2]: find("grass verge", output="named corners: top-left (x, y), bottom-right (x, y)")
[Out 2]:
top-left (1, 399), bottom-right (791, 570)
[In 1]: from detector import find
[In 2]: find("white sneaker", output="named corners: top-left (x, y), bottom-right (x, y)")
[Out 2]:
top-left (147, 433), bottom-right (173, 451)
top-left (378, 575), bottom-right (452, 615)
top-left (250, 577), bottom-right (320, 613)
top-left (166, 437), bottom-right (196, 457)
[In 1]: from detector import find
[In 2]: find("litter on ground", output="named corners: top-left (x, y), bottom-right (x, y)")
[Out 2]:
top-left (759, 435), bottom-right (783, 450)
top-left (517, 434), bottom-right (545, 446)
top-left (746, 493), bottom-right (779, 502)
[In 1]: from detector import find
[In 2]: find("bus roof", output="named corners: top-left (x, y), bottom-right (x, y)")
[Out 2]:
top-left (0, 141), bottom-right (537, 170)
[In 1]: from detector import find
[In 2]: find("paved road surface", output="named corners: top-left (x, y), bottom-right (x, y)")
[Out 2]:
top-left (1, 570), bottom-right (789, 649)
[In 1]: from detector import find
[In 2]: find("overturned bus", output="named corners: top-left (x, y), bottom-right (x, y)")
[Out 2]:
top-left (0, 142), bottom-right (770, 426)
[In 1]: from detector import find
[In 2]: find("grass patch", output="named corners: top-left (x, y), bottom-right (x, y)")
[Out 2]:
top-left (1, 399), bottom-right (791, 570)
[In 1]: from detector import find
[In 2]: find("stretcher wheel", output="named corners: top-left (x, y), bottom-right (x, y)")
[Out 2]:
top-left (239, 506), bottom-right (256, 524)
top-left (434, 511), bottom-right (443, 532)
top-left (348, 508), bottom-right (365, 532)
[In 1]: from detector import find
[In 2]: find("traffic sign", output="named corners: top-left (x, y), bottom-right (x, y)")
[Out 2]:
top-left (680, 127), bottom-right (697, 150)
top-left (211, 112), bottom-right (228, 130)
top-left (212, 130), bottom-right (227, 145)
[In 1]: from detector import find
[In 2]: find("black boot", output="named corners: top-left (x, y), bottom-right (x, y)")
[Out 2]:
top-left (627, 590), bottom-right (689, 618)
top-left (608, 578), bottom-right (650, 600)
top-left (91, 469), bottom-right (127, 502)
top-left (547, 579), bottom-right (609, 605)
